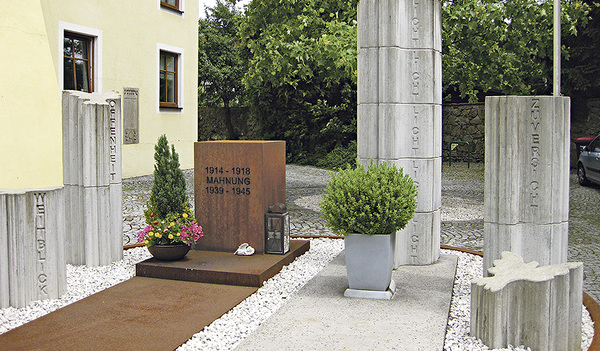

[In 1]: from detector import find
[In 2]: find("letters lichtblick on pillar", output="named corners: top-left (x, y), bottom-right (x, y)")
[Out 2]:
top-left (357, 0), bottom-right (442, 266)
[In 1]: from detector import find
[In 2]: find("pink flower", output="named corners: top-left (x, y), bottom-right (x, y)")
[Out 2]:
top-left (137, 225), bottom-right (153, 243)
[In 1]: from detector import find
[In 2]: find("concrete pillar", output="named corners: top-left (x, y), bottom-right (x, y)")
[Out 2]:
top-left (0, 188), bottom-right (66, 308)
top-left (63, 91), bottom-right (123, 266)
top-left (357, 0), bottom-right (442, 266)
top-left (484, 96), bottom-right (570, 272)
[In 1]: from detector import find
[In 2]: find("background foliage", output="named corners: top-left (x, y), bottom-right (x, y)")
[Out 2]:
top-left (198, 0), bottom-right (247, 139)
top-left (442, 0), bottom-right (593, 102)
top-left (239, 0), bottom-right (358, 165)
top-left (198, 0), bottom-right (599, 167)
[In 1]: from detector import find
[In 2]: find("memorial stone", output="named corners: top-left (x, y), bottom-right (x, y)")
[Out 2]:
top-left (484, 96), bottom-right (570, 272)
top-left (194, 141), bottom-right (286, 254)
top-left (357, 0), bottom-right (442, 266)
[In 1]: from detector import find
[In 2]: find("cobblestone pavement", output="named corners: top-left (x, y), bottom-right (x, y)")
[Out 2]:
top-left (122, 162), bottom-right (600, 302)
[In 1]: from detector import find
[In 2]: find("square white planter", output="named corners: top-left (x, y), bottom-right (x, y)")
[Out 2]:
top-left (344, 233), bottom-right (395, 299)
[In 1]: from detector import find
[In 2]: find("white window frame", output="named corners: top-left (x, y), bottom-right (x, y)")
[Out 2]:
top-left (157, 43), bottom-right (184, 113)
top-left (58, 22), bottom-right (102, 92)
top-left (158, 0), bottom-right (185, 17)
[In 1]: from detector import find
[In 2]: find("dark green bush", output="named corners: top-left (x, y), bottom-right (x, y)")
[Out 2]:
top-left (320, 161), bottom-right (417, 235)
top-left (315, 141), bottom-right (357, 170)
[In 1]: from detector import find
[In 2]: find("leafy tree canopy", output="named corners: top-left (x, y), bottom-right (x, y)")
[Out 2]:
top-left (443, 0), bottom-right (592, 102)
top-left (239, 0), bottom-right (358, 165)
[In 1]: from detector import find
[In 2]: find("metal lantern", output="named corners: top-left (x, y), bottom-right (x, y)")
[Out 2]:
top-left (265, 203), bottom-right (290, 254)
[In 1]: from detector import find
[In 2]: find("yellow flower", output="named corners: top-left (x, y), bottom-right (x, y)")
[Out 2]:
top-left (149, 232), bottom-right (154, 237)
top-left (182, 213), bottom-right (188, 218)
top-left (156, 233), bottom-right (162, 238)
top-left (144, 239), bottom-right (149, 244)
top-left (170, 222), bottom-right (175, 226)
top-left (168, 234), bottom-right (174, 239)
top-left (177, 233), bottom-right (180, 237)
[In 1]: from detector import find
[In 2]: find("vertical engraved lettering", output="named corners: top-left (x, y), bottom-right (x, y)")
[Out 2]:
top-left (34, 193), bottom-right (48, 298)
top-left (529, 98), bottom-right (540, 208)
top-left (108, 100), bottom-right (118, 181)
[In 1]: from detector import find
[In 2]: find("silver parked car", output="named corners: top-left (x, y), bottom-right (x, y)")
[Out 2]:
top-left (578, 134), bottom-right (600, 186)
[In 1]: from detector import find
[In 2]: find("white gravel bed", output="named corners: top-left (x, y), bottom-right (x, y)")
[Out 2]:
top-left (0, 241), bottom-right (594, 351)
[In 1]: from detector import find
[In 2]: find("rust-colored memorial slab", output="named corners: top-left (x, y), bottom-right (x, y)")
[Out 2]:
top-left (194, 140), bottom-right (286, 254)
top-left (137, 240), bottom-right (310, 287)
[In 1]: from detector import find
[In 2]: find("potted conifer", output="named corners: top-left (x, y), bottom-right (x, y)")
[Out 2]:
top-left (137, 135), bottom-right (203, 260)
top-left (320, 161), bottom-right (417, 295)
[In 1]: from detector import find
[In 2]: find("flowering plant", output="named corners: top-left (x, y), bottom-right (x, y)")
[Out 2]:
top-left (137, 135), bottom-right (204, 248)
top-left (138, 209), bottom-right (203, 247)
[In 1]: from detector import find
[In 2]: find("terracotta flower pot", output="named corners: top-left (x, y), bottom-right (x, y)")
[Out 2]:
top-left (147, 243), bottom-right (190, 261)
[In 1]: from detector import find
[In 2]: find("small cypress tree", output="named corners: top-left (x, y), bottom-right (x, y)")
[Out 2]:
top-left (145, 135), bottom-right (189, 221)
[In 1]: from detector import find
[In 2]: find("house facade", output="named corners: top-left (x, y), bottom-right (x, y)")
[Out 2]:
top-left (0, 0), bottom-right (198, 308)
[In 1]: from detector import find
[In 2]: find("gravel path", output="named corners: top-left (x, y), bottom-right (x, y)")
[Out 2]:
top-left (0, 163), bottom-right (597, 350)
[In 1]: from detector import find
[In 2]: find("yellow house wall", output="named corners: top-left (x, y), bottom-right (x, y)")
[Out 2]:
top-left (0, 0), bottom-right (63, 189)
top-left (40, 0), bottom-right (199, 178)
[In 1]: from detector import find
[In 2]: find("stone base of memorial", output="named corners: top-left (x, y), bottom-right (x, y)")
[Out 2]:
top-left (136, 240), bottom-right (310, 287)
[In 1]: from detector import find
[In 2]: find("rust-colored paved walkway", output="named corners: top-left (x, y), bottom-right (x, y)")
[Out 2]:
top-left (0, 277), bottom-right (256, 351)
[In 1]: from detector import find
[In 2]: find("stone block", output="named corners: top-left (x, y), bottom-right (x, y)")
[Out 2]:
top-left (0, 187), bottom-right (66, 308)
top-left (485, 96), bottom-right (570, 225)
top-left (357, 48), bottom-right (380, 104)
top-left (377, 0), bottom-right (441, 49)
top-left (357, 0), bottom-right (379, 49)
top-left (357, 104), bottom-right (379, 160)
top-left (378, 47), bottom-right (441, 104)
top-left (484, 222), bottom-right (569, 273)
top-left (394, 209), bottom-right (441, 266)
top-left (194, 141), bottom-right (286, 254)
top-left (471, 251), bottom-right (582, 351)
top-left (62, 92), bottom-right (123, 266)
top-left (378, 103), bottom-right (442, 159)
top-left (484, 96), bottom-right (570, 272)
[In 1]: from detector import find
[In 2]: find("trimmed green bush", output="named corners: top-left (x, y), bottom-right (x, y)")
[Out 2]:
top-left (320, 161), bottom-right (417, 235)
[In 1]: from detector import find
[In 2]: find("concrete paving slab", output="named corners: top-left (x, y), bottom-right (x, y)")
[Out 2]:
top-left (236, 252), bottom-right (458, 351)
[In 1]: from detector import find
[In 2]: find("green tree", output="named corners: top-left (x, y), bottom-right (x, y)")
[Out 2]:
top-left (146, 135), bottom-right (189, 220)
top-left (240, 0), bottom-right (358, 165)
top-left (442, 0), bottom-right (591, 102)
top-left (198, 0), bottom-right (247, 139)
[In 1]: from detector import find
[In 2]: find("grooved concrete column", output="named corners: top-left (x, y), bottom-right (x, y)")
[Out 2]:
top-left (357, 0), bottom-right (442, 266)
top-left (63, 91), bottom-right (123, 267)
top-left (471, 251), bottom-right (582, 351)
top-left (0, 188), bottom-right (66, 308)
top-left (484, 96), bottom-right (570, 273)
